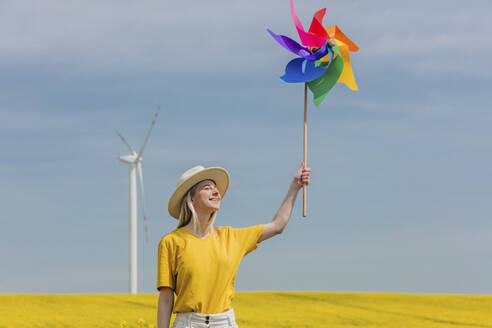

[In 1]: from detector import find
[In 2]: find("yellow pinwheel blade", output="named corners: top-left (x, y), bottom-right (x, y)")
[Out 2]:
top-left (335, 40), bottom-right (358, 91)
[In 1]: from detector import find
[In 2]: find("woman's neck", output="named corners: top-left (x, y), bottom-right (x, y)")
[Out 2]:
top-left (186, 210), bottom-right (215, 237)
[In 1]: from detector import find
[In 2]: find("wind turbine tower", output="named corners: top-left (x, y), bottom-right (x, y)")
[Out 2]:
top-left (116, 110), bottom-right (159, 294)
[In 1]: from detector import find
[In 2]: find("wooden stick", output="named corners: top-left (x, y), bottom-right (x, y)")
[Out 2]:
top-left (303, 83), bottom-right (308, 217)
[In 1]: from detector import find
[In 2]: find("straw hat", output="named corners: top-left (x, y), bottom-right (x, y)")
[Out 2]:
top-left (168, 165), bottom-right (230, 219)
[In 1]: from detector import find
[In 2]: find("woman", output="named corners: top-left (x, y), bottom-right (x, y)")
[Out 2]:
top-left (157, 162), bottom-right (311, 328)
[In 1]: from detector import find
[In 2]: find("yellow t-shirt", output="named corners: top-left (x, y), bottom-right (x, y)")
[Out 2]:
top-left (156, 224), bottom-right (264, 314)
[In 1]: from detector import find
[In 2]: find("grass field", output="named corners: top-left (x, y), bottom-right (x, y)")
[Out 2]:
top-left (1, 292), bottom-right (491, 328)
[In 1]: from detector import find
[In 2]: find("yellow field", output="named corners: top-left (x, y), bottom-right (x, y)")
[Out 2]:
top-left (1, 292), bottom-right (491, 328)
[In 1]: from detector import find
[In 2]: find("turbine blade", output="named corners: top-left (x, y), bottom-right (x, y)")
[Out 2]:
top-left (137, 162), bottom-right (149, 243)
top-left (136, 108), bottom-right (160, 162)
top-left (116, 131), bottom-right (136, 155)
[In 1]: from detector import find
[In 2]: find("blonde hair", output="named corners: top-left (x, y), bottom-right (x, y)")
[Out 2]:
top-left (177, 181), bottom-right (217, 235)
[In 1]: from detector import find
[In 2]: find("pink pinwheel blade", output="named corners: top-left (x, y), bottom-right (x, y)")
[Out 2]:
top-left (290, 0), bottom-right (327, 48)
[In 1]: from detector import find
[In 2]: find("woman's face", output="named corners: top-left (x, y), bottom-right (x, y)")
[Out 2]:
top-left (191, 179), bottom-right (221, 213)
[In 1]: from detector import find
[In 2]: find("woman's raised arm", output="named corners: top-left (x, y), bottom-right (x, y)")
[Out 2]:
top-left (258, 162), bottom-right (311, 243)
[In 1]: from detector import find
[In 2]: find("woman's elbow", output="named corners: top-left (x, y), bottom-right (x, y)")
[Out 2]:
top-left (158, 287), bottom-right (174, 304)
top-left (273, 222), bottom-right (286, 235)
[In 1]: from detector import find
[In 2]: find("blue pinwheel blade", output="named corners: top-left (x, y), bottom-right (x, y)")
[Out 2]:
top-left (279, 58), bottom-right (327, 83)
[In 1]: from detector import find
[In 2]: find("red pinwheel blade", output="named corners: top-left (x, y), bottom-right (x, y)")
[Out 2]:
top-left (308, 8), bottom-right (329, 39)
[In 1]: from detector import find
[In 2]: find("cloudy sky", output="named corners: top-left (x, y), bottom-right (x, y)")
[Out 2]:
top-left (1, 0), bottom-right (491, 295)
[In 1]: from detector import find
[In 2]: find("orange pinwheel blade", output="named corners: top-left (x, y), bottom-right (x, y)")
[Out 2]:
top-left (325, 25), bottom-right (359, 52)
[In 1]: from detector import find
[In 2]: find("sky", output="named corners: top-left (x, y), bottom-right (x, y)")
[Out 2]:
top-left (1, 0), bottom-right (491, 295)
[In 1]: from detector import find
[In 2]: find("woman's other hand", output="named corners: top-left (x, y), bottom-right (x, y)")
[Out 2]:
top-left (295, 162), bottom-right (311, 188)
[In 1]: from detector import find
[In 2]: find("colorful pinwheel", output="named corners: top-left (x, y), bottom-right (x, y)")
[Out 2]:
top-left (267, 0), bottom-right (360, 216)
top-left (268, 0), bottom-right (359, 106)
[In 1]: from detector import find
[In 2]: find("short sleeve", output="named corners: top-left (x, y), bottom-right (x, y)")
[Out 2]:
top-left (156, 238), bottom-right (176, 291)
top-left (231, 224), bottom-right (265, 256)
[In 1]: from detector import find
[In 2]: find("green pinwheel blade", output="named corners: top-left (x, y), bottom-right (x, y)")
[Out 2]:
top-left (307, 45), bottom-right (344, 106)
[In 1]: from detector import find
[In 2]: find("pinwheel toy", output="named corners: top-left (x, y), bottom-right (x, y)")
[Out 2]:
top-left (268, 0), bottom-right (359, 216)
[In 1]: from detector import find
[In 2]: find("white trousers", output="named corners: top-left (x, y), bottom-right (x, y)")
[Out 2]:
top-left (172, 308), bottom-right (239, 328)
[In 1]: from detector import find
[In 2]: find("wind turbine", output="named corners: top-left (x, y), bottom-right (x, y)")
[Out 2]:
top-left (116, 109), bottom-right (159, 294)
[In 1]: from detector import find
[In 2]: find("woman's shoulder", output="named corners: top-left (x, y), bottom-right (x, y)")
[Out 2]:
top-left (217, 224), bottom-right (263, 232)
top-left (158, 227), bottom-right (187, 246)
top-left (214, 225), bottom-right (236, 235)
top-left (214, 225), bottom-right (263, 236)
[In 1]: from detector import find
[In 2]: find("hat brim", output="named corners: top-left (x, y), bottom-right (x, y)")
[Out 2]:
top-left (168, 167), bottom-right (230, 219)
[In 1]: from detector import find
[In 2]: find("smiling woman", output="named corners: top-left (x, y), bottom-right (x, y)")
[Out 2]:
top-left (178, 179), bottom-right (222, 236)
top-left (156, 164), bottom-right (310, 328)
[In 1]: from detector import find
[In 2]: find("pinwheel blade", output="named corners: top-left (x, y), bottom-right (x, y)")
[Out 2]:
top-left (135, 109), bottom-right (159, 163)
top-left (335, 40), bottom-right (358, 91)
top-left (280, 58), bottom-right (327, 83)
top-left (307, 45), bottom-right (344, 106)
top-left (267, 29), bottom-right (312, 58)
top-left (308, 8), bottom-right (329, 39)
top-left (325, 25), bottom-right (359, 52)
top-left (137, 162), bottom-right (149, 243)
top-left (290, 0), bottom-right (327, 48)
top-left (267, 29), bottom-right (331, 61)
